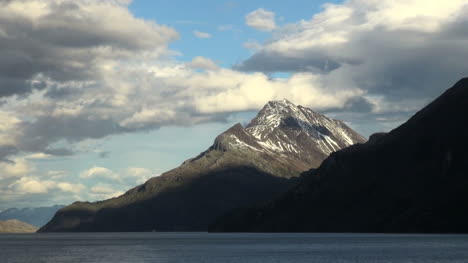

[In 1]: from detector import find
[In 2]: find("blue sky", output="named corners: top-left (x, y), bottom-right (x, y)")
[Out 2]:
top-left (129, 0), bottom-right (340, 67)
top-left (1, 0), bottom-right (467, 209)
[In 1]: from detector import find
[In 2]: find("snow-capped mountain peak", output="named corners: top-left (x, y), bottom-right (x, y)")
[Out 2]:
top-left (214, 99), bottom-right (366, 170)
top-left (247, 99), bottom-right (303, 128)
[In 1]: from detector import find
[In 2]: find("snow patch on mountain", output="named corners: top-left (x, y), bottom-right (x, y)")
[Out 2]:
top-left (230, 99), bottom-right (365, 156)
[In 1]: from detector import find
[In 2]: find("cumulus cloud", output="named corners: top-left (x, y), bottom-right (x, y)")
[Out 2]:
top-left (8, 176), bottom-right (85, 194)
top-left (0, 163), bottom-right (153, 209)
top-left (0, 169), bottom-right (86, 209)
top-left (187, 56), bottom-right (219, 70)
top-left (80, 166), bottom-right (120, 181)
top-left (0, 112), bottom-right (21, 160)
top-left (9, 177), bottom-right (48, 194)
top-left (193, 30), bottom-right (212, 38)
top-left (3, 0), bottom-right (465, 164)
top-left (186, 70), bottom-right (363, 113)
top-left (238, 0), bottom-right (468, 108)
top-left (0, 0), bottom-right (179, 160)
top-left (0, 157), bottom-right (33, 178)
top-left (0, 0), bottom-right (366, 163)
top-left (245, 8), bottom-right (277, 31)
top-left (0, 0), bottom-right (178, 99)
top-left (0, 64), bottom-right (360, 162)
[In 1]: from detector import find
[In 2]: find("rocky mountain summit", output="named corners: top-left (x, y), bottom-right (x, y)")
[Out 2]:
top-left (39, 100), bottom-right (365, 232)
top-left (217, 99), bottom-right (365, 171)
top-left (210, 78), bottom-right (468, 233)
top-left (185, 99), bottom-right (366, 179)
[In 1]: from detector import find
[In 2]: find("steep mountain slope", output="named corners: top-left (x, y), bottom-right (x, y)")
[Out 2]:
top-left (210, 78), bottom-right (468, 233)
top-left (0, 220), bottom-right (38, 233)
top-left (242, 99), bottom-right (365, 170)
top-left (0, 205), bottom-right (64, 227)
top-left (39, 100), bottom-right (365, 232)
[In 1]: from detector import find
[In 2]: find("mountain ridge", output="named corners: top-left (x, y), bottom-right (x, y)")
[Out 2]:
top-left (0, 219), bottom-right (38, 233)
top-left (209, 78), bottom-right (468, 233)
top-left (0, 205), bottom-right (64, 227)
top-left (39, 99), bottom-right (365, 232)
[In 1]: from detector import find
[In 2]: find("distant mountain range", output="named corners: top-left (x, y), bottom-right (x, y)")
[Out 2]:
top-left (0, 219), bottom-right (38, 233)
top-left (0, 205), bottom-right (64, 227)
top-left (39, 100), bottom-right (365, 232)
top-left (210, 78), bottom-right (468, 233)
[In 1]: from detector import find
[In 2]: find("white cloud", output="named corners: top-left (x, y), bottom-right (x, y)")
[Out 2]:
top-left (0, 158), bottom-right (34, 178)
top-left (238, 0), bottom-right (468, 113)
top-left (0, 0), bottom-right (358, 163)
top-left (8, 176), bottom-right (85, 194)
top-left (245, 8), bottom-right (277, 31)
top-left (354, 0), bottom-right (467, 32)
top-left (260, 1), bottom-right (468, 55)
top-left (0, 0), bottom-right (180, 161)
top-left (193, 30), bottom-right (212, 38)
top-left (0, 164), bottom-right (86, 208)
top-left (0, 112), bottom-right (21, 152)
top-left (0, 56), bottom-right (362, 163)
top-left (9, 177), bottom-right (48, 194)
top-left (187, 70), bottom-right (363, 113)
top-left (57, 182), bottom-right (85, 194)
top-left (80, 166), bottom-right (120, 181)
top-left (0, 0), bottom-right (178, 97)
top-left (187, 56), bottom-right (219, 70)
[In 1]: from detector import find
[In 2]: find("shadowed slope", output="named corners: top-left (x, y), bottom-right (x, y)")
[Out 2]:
top-left (40, 100), bottom-right (364, 232)
top-left (210, 78), bottom-right (468, 233)
top-left (40, 166), bottom-right (294, 232)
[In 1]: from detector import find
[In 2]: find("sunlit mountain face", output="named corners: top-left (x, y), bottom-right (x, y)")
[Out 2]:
top-left (39, 100), bottom-right (365, 232)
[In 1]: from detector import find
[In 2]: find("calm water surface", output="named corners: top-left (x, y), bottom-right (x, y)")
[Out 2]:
top-left (1, 232), bottom-right (468, 263)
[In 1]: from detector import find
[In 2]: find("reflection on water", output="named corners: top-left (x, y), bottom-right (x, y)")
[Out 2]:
top-left (1, 232), bottom-right (468, 263)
